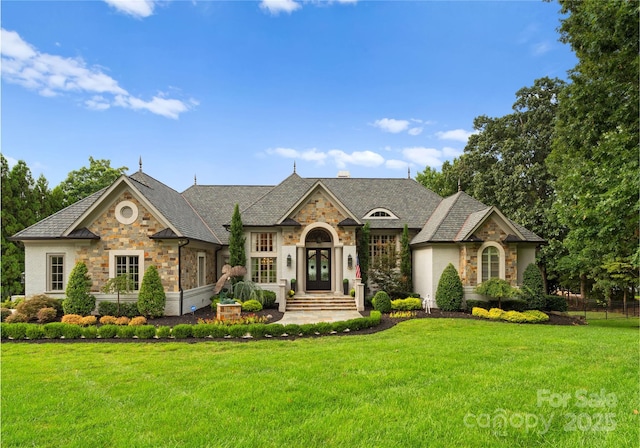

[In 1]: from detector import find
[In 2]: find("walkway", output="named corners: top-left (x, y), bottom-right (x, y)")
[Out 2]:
top-left (276, 310), bottom-right (363, 325)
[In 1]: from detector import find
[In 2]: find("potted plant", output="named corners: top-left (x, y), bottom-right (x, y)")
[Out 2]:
top-left (290, 278), bottom-right (297, 292)
top-left (288, 289), bottom-right (295, 298)
top-left (343, 279), bottom-right (349, 295)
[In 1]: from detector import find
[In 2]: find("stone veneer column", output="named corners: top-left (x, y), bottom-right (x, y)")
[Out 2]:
top-left (334, 245), bottom-right (343, 295)
top-left (296, 245), bottom-right (305, 293)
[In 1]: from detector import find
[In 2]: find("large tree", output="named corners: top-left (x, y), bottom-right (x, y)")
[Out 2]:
top-left (53, 157), bottom-right (128, 208)
top-left (228, 203), bottom-right (246, 284)
top-left (547, 0), bottom-right (639, 300)
top-left (415, 159), bottom-right (464, 198)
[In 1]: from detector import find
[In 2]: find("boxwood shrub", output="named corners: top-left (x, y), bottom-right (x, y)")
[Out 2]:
top-left (82, 326), bottom-right (98, 339)
top-left (465, 300), bottom-right (490, 311)
top-left (241, 299), bottom-right (263, 312)
top-left (156, 326), bottom-right (171, 338)
top-left (435, 263), bottom-right (464, 311)
top-left (135, 325), bottom-right (157, 339)
top-left (43, 322), bottom-right (66, 339)
top-left (544, 294), bottom-right (568, 312)
top-left (26, 325), bottom-right (45, 340)
top-left (97, 325), bottom-right (118, 339)
top-left (391, 297), bottom-right (422, 311)
top-left (372, 291), bottom-right (392, 313)
top-left (172, 324), bottom-right (193, 339)
top-left (5, 323), bottom-right (28, 339)
top-left (260, 290), bottom-right (277, 309)
top-left (116, 326), bottom-right (136, 339)
top-left (265, 323), bottom-right (285, 336)
top-left (61, 324), bottom-right (83, 339)
top-left (283, 324), bottom-right (302, 336)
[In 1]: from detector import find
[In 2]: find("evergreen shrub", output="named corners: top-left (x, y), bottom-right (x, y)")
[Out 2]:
top-left (372, 291), bottom-right (392, 313)
top-left (63, 262), bottom-right (95, 316)
top-left (137, 265), bottom-right (166, 318)
top-left (435, 263), bottom-right (464, 311)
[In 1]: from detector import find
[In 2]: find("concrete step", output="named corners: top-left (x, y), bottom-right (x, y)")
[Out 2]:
top-left (286, 296), bottom-right (356, 311)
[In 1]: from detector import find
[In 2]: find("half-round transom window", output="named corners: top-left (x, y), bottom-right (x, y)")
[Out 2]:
top-left (365, 208), bottom-right (398, 219)
top-left (115, 200), bottom-right (138, 225)
top-left (306, 228), bottom-right (332, 244)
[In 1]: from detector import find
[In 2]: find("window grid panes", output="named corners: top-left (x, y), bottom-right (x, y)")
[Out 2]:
top-left (482, 246), bottom-right (499, 282)
top-left (252, 257), bottom-right (277, 283)
top-left (116, 255), bottom-right (140, 290)
top-left (49, 255), bottom-right (64, 291)
top-left (370, 235), bottom-right (396, 262)
top-left (252, 233), bottom-right (275, 252)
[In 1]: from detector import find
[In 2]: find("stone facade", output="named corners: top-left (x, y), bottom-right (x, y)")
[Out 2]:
top-left (181, 246), bottom-right (216, 290)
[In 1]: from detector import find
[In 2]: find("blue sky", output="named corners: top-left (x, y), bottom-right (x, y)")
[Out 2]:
top-left (2, 0), bottom-right (576, 192)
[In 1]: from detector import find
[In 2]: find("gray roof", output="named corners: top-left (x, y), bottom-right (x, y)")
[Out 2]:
top-left (12, 171), bottom-right (543, 246)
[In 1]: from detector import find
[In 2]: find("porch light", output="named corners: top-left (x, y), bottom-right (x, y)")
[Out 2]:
top-left (347, 254), bottom-right (353, 269)
top-left (287, 254), bottom-right (292, 267)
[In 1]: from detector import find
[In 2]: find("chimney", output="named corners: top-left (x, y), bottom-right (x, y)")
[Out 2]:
top-left (337, 171), bottom-right (351, 178)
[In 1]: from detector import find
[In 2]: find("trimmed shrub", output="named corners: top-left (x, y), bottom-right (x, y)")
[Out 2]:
top-left (61, 314), bottom-right (83, 325)
top-left (82, 326), bottom-right (98, 339)
top-left (465, 300), bottom-right (490, 311)
top-left (241, 299), bottom-right (263, 312)
top-left (369, 310), bottom-right (382, 325)
top-left (390, 297), bottom-right (422, 311)
top-left (36, 307), bottom-right (58, 323)
top-left (0, 323), bottom-right (8, 339)
top-left (472, 307), bottom-right (490, 319)
top-left (98, 301), bottom-right (118, 317)
top-left (500, 298), bottom-right (528, 312)
top-left (521, 264), bottom-right (546, 310)
top-left (119, 302), bottom-right (139, 318)
top-left (523, 310), bottom-right (550, 322)
top-left (99, 315), bottom-right (117, 325)
top-left (129, 316), bottom-right (147, 326)
top-left (97, 325), bottom-right (118, 339)
top-left (476, 278), bottom-right (514, 309)
top-left (332, 321), bottom-right (349, 333)
top-left (435, 263), bottom-right (464, 311)
top-left (156, 326), bottom-right (171, 338)
top-left (135, 325), bottom-right (157, 339)
top-left (63, 262), bottom-right (95, 316)
top-left (137, 265), bottom-right (166, 318)
top-left (43, 322), bottom-right (66, 339)
top-left (5, 323), bottom-right (29, 339)
top-left (283, 324), bottom-right (302, 336)
top-left (544, 294), bottom-right (568, 312)
top-left (488, 308), bottom-right (505, 321)
top-left (80, 316), bottom-right (97, 326)
top-left (192, 324), bottom-right (214, 338)
top-left (115, 316), bottom-right (130, 326)
top-left (172, 324), bottom-right (193, 339)
top-left (26, 325), bottom-right (46, 340)
top-left (260, 290), bottom-right (277, 309)
top-left (61, 324), bottom-right (83, 339)
top-left (228, 325), bottom-right (249, 338)
top-left (116, 325), bottom-right (136, 339)
top-left (16, 295), bottom-right (63, 321)
top-left (247, 324), bottom-right (268, 338)
top-left (0, 308), bottom-right (11, 322)
top-left (372, 291), bottom-right (392, 313)
top-left (5, 312), bottom-right (28, 323)
top-left (264, 323), bottom-right (285, 336)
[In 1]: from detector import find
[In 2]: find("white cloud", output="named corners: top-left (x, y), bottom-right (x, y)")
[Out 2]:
top-left (402, 147), bottom-right (442, 168)
top-left (442, 146), bottom-right (462, 158)
top-left (372, 118), bottom-right (410, 133)
top-left (104, 0), bottom-right (156, 18)
top-left (1, 28), bottom-right (194, 119)
top-left (407, 127), bottom-right (423, 136)
top-left (436, 129), bottom-right (476, 143)
top-left (328, 150), bottom-right (384, 169)
top-left (532, 41), bottom-right (551, 56)
top-left (267, 147), bottom-right (328, 164)
top-left (386, 159), bottom-right (409, 170)
top-left (260, 0), bottom-right (301, 15)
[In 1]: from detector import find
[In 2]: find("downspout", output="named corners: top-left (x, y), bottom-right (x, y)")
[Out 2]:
top-left (178, 238), bottom-right (190, 316)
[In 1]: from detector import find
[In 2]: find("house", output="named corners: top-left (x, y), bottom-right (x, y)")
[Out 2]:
top-left (11, 166), bottom-right (544, 315)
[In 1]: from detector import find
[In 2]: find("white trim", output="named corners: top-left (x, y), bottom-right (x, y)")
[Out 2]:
top-left (197, 252), bottom-right (206, 287)
top-left (477, 241), bottom-right (505, 284)
top-left (297, 222), bottom-right (342, 248)
top-left (108, 250), bottom-right (145, 290)
top-left (115, 200), bottom-right (138, 225)
top-left (364, 207), bottom-right (398, 219)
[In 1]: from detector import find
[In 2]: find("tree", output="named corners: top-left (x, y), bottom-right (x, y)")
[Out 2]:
top-left (101, 274), bottom-right (135, 314)
top-left (137, 265), bottom-right (166, 318)
top-left (228, 203), bottom-right (246, 284)
top-left (435, 263), bottom-right (463, 311)
top-left (63, 261), bottom-right (95, 316)
top-left (548, 0), bottom-right (639, 300)
top-left (54, 157), bottom-right (128, 208)
top-left (357, 222), bottom-right (370, 297)
top-left (369, 241), bottom-right (401, 293)
top-left (415, 159), bottom-right (464, 197)
top-left (475, 278), bottom-right (514, 310)
top-left (521, 263), bottom-right (545, 310)
top-left (399, 224), bottom-right (412, 292)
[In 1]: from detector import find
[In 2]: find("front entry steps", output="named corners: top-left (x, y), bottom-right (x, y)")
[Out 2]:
top-left (286, 293), bottom-right (356, 311)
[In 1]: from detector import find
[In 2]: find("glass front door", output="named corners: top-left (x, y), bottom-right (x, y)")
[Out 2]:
top-left (306, 249), bottom-right (331, 290)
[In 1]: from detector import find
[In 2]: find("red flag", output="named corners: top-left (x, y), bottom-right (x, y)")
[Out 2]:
top-left (355, 256), bottom-right (361, 279)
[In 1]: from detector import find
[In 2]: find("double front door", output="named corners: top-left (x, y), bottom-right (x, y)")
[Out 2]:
top-left (306, 248), bottom-right (331, 290)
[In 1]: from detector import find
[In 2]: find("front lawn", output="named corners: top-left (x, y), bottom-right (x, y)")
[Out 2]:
top-left (1, 318), bottom-right (637, 447)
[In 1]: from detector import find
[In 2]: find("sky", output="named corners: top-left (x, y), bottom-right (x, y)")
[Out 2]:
top-left (1, 0), bottom-right (577, 192)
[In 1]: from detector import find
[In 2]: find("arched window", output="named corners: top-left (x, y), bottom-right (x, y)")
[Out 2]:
top-left (481, 246), bottom-right (499, 282)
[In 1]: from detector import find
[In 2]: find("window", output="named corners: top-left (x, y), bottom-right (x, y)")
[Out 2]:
top-left (48, 254), bottom-right (65, 291)
top-left (252, 232), bottom-right (275, 252)
top-left (370, 234), bottom-right (396, 263)
top-left (365, 208), bottom-right (398, 219)
top-left (482, 246), bottom-right (500, 282)
top-left (252, 257), bottom-right (277, 283)
top-left (115, 255), bottom-right (140, 290)
top-left (197, 253), bottom-right (206, 287)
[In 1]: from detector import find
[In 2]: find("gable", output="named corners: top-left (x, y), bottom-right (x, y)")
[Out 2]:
top-left (290, 188), bottom-right (350, 227)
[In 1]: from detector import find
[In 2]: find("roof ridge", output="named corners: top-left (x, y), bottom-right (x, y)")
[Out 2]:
top-left (181, 192), bottom-right (222, 245)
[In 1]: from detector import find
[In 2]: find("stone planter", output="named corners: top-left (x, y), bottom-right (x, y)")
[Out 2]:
top-left (217, 303), bottom-right (241, 321)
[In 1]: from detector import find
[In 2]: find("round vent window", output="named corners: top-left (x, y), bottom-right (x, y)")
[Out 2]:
top-left (115, 201), bottom-right (138, 225)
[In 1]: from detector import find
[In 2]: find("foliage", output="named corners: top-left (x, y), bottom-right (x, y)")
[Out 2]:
top-left (544, 295), bottom-right (568, 313)
top-left (475, 278), bottom-right (514, 309)
top-left (116, 326), bottom-right (136, 339)
top-left (135, 325), bottom-right (157, 339)
top-left (115, 317), bottom-right (130, 326)
top-left (1, 308), bottom-right (11, 322)
top-left (101, 274), bottom-right (135, 315)
top-left (16, 295), bottom-right (63, 321)
top-left (399, 224), bottom-right (412, 292)
top-left (473, 307), bottom-right (549, 324)
top-left (99, 316), bottom-right (117, 325)
top-left (53, 157), bottom-right (128, 208)
top-left (172, 324), bottom-right (193, 339)
top-left (390, 298), bottom-right (422, 311)
top-left (372, 291), bottom-right (391, 313)
top-left (548, 0), bottom-right (639, 299)
top-left (36, 307), bottom-right (58, 324)
top-left (499, 298), bottom-right (527, 312)
top-left (369, 241), bottom-right (401, 293)
top-left (471, 307), bottom-right (490, 319)
top-left (232, 281), bottom-right (262, 303)
top-left (63, 262), bottom-right (95, 316)
top-left (3, 322), bottom-right (28, 339)
top-left (61, 314), bottom-right (83, 325)
top-left (260, 290), bottom-right (277, 309)
top-left (156, 326), bottom-right (171, 338)
top-left (241, 299), bottom-right (263, 312)
top-left (435, 263), bottom-right (464, 311)
top-left (521, 264), bottom-right (546, 310)
top-left (464, 300), bottom-right (490, 311)
top-left (61, 324), bottom-right (82, 339)
top-left (128, 316), bottom-right (147, 326)
top-left (43, 322), bottom-right (66, 339)
top-left (389, 311), bottom-right (417, 319)
top-left (357, 222), bottom-right (370, 296)
top-left (82, 326), bottom-right (98, 339)
top-left (97, 325), bottom-right (118, 339)
top-left (5, 313), bottom-right (28, 324)
top-left (25, 325), bottom-right (45, 340)
top-left (415, 159), bottom-right (464, 197)
top-left (228, 203), bottom-right (246, 284)
top-left (137, 265), bottom-right (166, 318)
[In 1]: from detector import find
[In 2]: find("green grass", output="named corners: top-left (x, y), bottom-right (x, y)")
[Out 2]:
top-left (569, 311), bottom-right (640, 329)
top-left (2, 319), bottom-right (638, 447)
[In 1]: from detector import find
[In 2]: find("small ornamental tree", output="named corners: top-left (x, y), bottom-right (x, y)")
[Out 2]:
top-left (475, 278), bottom-right (514, 309)
top-left (137, 265), bottom-right (166, 318)
top-left (102, 273), bottom-right (135, 314)
top-left (63, 261), bottom-right (95, 316)
top-left (435, 263), bottom-right (464, 311)
top-left (521, 263), bottom-right (545, 310)
top-left (228, 203), bottom-right (246, 284)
